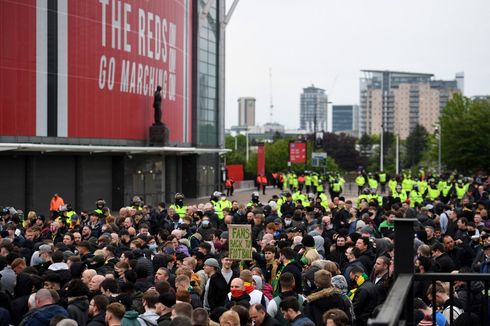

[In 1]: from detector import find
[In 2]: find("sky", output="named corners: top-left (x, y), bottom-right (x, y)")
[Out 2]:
top-left (224, 0), bottom-right (490, 129)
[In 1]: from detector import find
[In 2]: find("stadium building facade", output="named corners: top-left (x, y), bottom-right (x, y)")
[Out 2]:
top-left (0, 0), bottom-right (227, 213)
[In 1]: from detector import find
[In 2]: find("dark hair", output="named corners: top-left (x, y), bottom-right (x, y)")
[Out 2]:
top-left (133, 264), bottom-right (149, 279)
top-left (67, 279), bottom-right (90, 297)
top-left (92, 294), bottom-right (110, 311)
top-left (230, 305), bottom-right (250, 325)
top-left (280, 272), bottom-right (295, 289)
top-left (142, 290), bottom-right (159, 309)
top-left (323, 309), bottom-right (349, 326)
top-left (279, 296), bottom-right (300, 312)
top-left (124, 270), bottom-right (137, 283)
top-left (263, 245), bottom-right (276, 254)
top-left (351, 247), bottom-right (361, 259)
top-left (280, 247), bottom-right (295, 260)
top-left (359, 236), bottom-right (370, 247)
top-left (43, 273), bottom-right (62, 284)
top-left (350, 266), bottom-right (365, 275)
top-left (199, 242), bottom-right (211, 252)
top-left (431, 242), bottom-right (445, 254)
top-left (252, 303), bottom-right (266, 313)
top-left (100, 278), bottom-right (119, 294)
top-left (52, 250), bottom-right (64, 263)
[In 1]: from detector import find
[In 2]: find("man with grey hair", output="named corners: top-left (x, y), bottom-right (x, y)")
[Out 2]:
top-left (20, 289), bottom-right (69, 325)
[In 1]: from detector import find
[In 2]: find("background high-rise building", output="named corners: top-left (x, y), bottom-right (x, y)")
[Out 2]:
top-left (238, 97), bottom-right (256, 127)
top-left (359, 70), bottom-right (462, 139)
top-left (300, 86), bottom-right (328, 132)
top-left (332, 105), bottom-right (359, 135)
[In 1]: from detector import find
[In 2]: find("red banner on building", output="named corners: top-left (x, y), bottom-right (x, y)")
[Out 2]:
top-left (257, 143), bottom-right (265, 176)
top-left (289, 141), bottom-right (307, 163)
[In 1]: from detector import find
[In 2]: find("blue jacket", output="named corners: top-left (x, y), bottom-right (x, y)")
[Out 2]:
top-left (21, 304), bottom-right (68, 326)
top-left (290, 314), bottom-right (314, 326)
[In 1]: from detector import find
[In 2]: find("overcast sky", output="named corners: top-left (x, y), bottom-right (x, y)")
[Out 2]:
top-left (224, 0), bottom-right (490, 129)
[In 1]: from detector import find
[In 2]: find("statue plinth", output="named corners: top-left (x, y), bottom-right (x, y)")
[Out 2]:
top-left (149, 124), bottom-right (169, 146)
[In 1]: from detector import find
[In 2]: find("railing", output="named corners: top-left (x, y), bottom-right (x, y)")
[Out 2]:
top-left (368, 218), bottom-right (490, 326)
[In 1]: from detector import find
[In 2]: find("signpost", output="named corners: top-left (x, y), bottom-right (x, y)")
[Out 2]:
top-left (228, 224), bottom-right (252, 260)
top-left (311, 152), bottom-right (327, 167)
top-left (289, 140), bottom-right (307, 164)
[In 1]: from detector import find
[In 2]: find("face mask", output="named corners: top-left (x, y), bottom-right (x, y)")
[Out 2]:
top-left (285, 219), bottom-right (292, 226)
top-left (149, 243), bottom-right (158, 251)
top-left (202, 220), bottom-right (210, 227)
top-left (176, 199), bottom-right (183, 206)
top-left (231, 289), bottom-right (245, 298)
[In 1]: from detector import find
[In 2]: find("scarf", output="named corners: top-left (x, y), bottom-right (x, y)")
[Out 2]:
top-left (272, 259), bottom-right (295, 296)
top-left (347, 273), bottom-right (369, 300)
top-left (243, 281), bottom-right (255, 294)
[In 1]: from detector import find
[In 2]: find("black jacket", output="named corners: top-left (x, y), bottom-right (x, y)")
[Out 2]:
top-left (207, 271), bottom-right (229, 312)
top-left (67, 296), bottom-right (89, 326)
top-left (281, 260), bottom-right (303, 294)
top-left (87, 312), bottom-right (106, 326)
top-left (226, 292), bottom-right (251, 309)
top-left (326, 246), bottom-right (348, 271)
top-left (304, 288), bottom-right (352, 325)
top-left (352, 281), bottom-right (378, 326)
top-left (433, 253), bottom-right (456, 273)
top-left (261, 314), bottom-right (282, 326)
top-left (358, 248), bottom-right (376, 275)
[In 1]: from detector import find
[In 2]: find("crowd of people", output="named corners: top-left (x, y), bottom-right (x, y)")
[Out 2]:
top-left (0, 170), bottom-right (489, 326)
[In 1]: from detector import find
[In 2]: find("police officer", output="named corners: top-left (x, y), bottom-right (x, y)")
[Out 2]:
top-left (378, 171), bottom-right (387, 193)
top-left (356, 171), bottom-right (366, 195)
top-left (169, 193), bottom-right (187, 218)
top-left (247, 191), bottom-right (262, 208)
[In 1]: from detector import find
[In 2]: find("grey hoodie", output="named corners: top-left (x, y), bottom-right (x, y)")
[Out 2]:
top-left (137, 311), bottom-right (159, 326)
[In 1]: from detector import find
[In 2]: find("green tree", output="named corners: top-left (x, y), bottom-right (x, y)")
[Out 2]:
top-left (405, 124), bottom-right (428, 168)
top-left (224, 134), bottom-right (247, 165)
top-left (440, 94), bottom-right (490, 172)
top-left (322, 132), bottom-right (360, 171)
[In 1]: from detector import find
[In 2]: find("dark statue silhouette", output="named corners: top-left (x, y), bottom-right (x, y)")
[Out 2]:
top-left (153, 85), bottom-right (162, 125)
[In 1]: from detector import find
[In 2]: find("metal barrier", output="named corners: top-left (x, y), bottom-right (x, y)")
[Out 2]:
top-left (368, 217), bottom-right (490, 326)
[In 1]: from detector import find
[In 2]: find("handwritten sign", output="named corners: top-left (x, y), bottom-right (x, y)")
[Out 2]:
top-left (228, 224), bottom-right (252, 260)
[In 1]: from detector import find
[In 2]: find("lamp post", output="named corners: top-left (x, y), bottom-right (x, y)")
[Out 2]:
top-left (245, 128), bottom-right (249, 162)
top-left (435, 125), bottom-right (441, 174)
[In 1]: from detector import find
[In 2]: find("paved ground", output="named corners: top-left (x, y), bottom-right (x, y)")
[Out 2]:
top-left (187, 182), bottom-right (359, 206)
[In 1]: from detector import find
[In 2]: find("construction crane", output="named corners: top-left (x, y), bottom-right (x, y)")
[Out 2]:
top-left (269, 68), bottom-right (274, 123)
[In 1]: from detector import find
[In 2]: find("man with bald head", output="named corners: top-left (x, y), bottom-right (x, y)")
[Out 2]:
top-left (89, 275), bottom-right (106, 296)
top-left (82, 269), bottom-right (97, 286)
top-left (20, 289), bottom-right (69, 325)
top-left (226, 278), bottom-right (251, 308)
